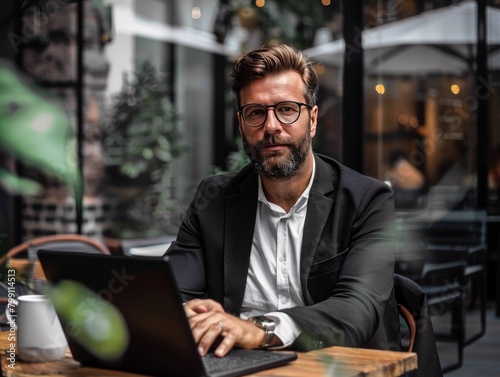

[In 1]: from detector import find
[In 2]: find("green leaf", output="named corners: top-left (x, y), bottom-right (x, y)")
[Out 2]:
top-left (0, 168), bottom-right (41, 195)
top-left (155, 149), bottom-right (172, 162)
top-left (142, 148), bottom-right (154, 160)
top-left (0, 59), bottom-right (79, 192)
top-left (46, 280), bottom-right (129, 361)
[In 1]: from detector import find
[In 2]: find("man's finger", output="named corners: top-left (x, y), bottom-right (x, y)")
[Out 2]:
top-left (214, 331), bottom-right (237, 357)
top-left (196, 321), bottom-right (225, 356)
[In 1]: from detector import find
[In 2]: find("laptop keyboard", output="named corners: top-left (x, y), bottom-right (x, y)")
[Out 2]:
top-left (202, 349), bottom-right (295, 377)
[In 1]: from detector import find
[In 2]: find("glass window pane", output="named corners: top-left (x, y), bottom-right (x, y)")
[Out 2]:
top-left (364, 0), bottom-right (477, 211)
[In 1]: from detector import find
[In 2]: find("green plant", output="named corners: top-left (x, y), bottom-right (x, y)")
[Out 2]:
top-left (213, 137), bottom-right (250, 175)
top-left (102, 62), bottom-right (183, 184)
top-left (214, 1), bottom-right (326, 50)
top-left (46, 280), bottom-right (129, 360)
top-left (0, 59), bottom-right (78, 196)
top-left (0, 59), bottom-right (127, 362)
top-left (101, 62), bottom-right (185, 238)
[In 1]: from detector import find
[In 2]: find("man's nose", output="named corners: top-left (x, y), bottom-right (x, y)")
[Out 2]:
top-left (263, 108), bottom-right (282, 134)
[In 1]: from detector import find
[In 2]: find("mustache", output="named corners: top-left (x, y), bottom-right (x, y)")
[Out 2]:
top-left (255, 135), bottom-right (292, 149)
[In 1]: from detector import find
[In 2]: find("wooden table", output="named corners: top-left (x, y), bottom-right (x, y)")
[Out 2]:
top-left (0, 332), bottom-right (417, 377)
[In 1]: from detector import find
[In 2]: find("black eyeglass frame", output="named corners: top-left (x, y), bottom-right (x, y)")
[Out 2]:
top-left (238, 101), bottom-right (312, 128)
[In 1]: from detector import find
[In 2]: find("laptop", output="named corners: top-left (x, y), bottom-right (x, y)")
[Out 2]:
top-left (37, 250), bottom-right (297, 377)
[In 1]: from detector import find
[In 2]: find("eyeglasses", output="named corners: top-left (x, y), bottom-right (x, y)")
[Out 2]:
top-left (238, 101), bottom-right (312, 128)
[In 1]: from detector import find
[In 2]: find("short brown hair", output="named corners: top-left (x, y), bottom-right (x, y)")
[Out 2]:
top-left (231, 44), bottom-right (319, 107)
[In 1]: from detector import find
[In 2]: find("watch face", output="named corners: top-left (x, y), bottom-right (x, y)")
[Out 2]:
top-left (253, 316), bottom-right (275, 330)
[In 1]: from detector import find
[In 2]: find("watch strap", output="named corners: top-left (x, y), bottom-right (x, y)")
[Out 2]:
top-left (260, 327), bottom-right (275, 348)
top-left (250, 316), bottom-right (276, 348)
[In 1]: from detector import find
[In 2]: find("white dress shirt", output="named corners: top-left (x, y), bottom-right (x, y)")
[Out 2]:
top-left (240, 159), bottom-right (316, 347)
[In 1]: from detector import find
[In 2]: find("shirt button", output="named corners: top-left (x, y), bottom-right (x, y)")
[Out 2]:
top-left (279, 257), bottom-right (285, 262)
top-left (280, 298), bottom-right (287, 304)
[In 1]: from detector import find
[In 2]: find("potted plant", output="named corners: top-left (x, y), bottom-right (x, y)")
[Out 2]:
top-left (101, 62), bottom-right (185, 239)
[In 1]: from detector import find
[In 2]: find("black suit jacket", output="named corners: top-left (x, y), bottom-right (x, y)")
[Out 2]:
top-left (166, 154), bottom-right (401, 352)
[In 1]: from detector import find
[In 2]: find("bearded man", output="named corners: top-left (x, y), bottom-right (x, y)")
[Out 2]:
top-left (165, 44), bottom-right (400, 357)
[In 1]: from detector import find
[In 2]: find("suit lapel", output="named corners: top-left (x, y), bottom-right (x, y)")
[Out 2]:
top-left (223, 174), bottom-right (258, 314)
top-left (300, 155), bottom-right (337, 303)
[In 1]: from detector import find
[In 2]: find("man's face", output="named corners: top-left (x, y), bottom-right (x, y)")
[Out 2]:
top-left (238, 71), bottom-right (318, 179)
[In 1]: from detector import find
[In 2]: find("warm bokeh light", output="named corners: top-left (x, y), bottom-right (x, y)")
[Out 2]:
top-left (256, 0), bottom-right (265, 7)
top-left (375, 84), bottom-right (385, 95)
top-left (451, 84), bottom-right (461, 95)
top-left (322, 0), bottom-right (331, 5)
top-left (191, 7), bottom-right (201, 19)
top-left (409, 117), bottom-right (419, 128)
top-left (315, 64), bottom-right (326, 75)
top-left (398, 114), bottom-right (409, 125)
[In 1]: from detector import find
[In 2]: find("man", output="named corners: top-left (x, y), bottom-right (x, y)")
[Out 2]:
top-left (165, 44), bottom-right (400, 358)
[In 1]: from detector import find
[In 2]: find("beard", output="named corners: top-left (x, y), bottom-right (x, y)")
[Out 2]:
top-left (242, 125), bottom-right (312, 179)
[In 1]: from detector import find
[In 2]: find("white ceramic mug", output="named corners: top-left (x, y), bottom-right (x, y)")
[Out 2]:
top-left (8, 294), bottom-right (68, 362)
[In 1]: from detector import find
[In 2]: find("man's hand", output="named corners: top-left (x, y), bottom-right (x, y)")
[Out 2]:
top-left (184, 299), bottom-right (265, 357)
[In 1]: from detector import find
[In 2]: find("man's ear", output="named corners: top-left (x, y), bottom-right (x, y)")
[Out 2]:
top-left (310, 105), bottom-right (318, 137)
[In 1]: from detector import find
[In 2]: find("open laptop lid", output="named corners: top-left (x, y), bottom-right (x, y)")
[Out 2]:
top-left (37, 250), bottom-right (208, 376)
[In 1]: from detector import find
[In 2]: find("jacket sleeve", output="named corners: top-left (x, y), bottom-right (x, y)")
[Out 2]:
top-left (164, 173), bottom-right (236, 303)
top-left (164, 177), bottom-right (211, 302)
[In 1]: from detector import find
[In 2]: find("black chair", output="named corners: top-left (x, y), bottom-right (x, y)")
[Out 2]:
top-left (0, 234), bottom-right (111, 285)
top-left (395, 215), bottom-right (427, 282)
top-left (398, 303), bottom-right (416, 353)
top-left (394, 273), bottom-right (443, 377)
top-left (422, 210), bottom-right (488, 346)
top-left (395, 212), bottom-right (479, 373)
top-left (419, 261), bottom-right (467, 373)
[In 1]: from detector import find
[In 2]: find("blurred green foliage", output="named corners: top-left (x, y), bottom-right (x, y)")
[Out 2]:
top-left (0, 59), bottom-right (127, 363)
top-left (0, 59), bottom-right (78, 196)
top-left (213, 137), bottom-right (250, 175)
top-left (46, 280), bottom-right (129, 361)
top-left (101, 62), bottom-right (185, 238)
top-left (102, 61), bottom-right (184, 182)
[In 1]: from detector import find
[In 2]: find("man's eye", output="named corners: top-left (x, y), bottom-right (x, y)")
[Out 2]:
top-left (277, 105), bottom-right (296, 114)
top-left (248, 109), bottom-right (265, 117)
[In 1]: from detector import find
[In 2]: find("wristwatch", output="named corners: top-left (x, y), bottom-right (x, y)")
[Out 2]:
top-left (250, 315), bottom-right (275, 348)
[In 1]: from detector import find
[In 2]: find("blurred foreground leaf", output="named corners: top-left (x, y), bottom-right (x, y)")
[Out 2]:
top-left (0, 167), bottom-right (42, 195)
top-left (46, 280), bottom-right (129, 361)
top-left (0, 59), bottom-right (79, 194)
